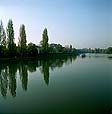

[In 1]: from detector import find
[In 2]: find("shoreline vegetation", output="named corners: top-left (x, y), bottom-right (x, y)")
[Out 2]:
top-left (0, 19), bottom-right (112, 61)
top-left (0, 53), bottom-right (75, 62)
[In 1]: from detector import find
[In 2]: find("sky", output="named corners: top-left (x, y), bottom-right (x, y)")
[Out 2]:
top-left (0, 0), bottom-right (111, 48)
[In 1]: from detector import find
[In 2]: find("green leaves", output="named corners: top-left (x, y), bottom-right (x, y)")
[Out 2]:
top-left (6, 19), bottom-right (15, 50)
top-left (18, 24), bottom-right (27, 56)
top-left (0, 20), bottom-right (6, 47)
top-left (40, 28), bottom-right (49, 54)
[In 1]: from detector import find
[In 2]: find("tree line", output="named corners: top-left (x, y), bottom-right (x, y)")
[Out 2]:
top-left (0, 19), bottom-right (76, 58)
top-left (0, 19), bottom-right (111, 58)
top-left (78, 47), bottom-right (112, 54)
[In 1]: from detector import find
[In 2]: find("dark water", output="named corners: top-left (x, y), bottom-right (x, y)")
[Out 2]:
top-left (0, 55), bottom-right (112, 113)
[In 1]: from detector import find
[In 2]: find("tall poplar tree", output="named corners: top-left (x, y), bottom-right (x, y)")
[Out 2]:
top-left (6, 19), bottom-right (15, 55)
top-left (18, 24), bottom-right (27, 56)
top-left (0, 20), bottom-right (6, 47)
top-left (40, 28), bottom-right (49, 54)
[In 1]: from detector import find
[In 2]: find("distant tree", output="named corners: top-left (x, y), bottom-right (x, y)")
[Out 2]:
top-left (6, 19), bottom-right (16, 56)
top-left (49, 43), bottom-right (63, 53)
top-left (27, 43), bottom-right (38, 56)
top-left (72, 48), bottom-right (77, 54)
top-left (57, 44), bottom-right (63, 53)
top-left (40, 28), bottom-right (49, 54)
top-left (70, 45), bottom-right (73, 53)
top-left (107, 47), bottom-right (112, 54)
top-left (18, 24), bottom-right (27, 56)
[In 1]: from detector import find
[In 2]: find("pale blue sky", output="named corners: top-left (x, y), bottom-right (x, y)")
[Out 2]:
top-left (0, 0), bottom-right (111, 48)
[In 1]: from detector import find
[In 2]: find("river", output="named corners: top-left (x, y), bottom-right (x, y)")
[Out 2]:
top-left (0, 54), bottom-right (111, 113)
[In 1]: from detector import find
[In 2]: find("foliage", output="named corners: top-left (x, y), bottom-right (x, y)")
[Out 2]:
top-left (6, 19), bottom-right (16, 56)
top-left (40, 28), bottom-right (49, 54)
top-left (77, 47), bottom-right (112, 54)
top-left (18, 24), bottom-right (27, 56)
top-left (1, 19), bottom-right (111, 58)
top-left (0, 20), bottom-right (7, 57)
top-left (107, 47), bottom-right (112, 54)
top-left (27, 43), bottom-right (38, 56)
top-left (0, 20), bottom-right (6, 47)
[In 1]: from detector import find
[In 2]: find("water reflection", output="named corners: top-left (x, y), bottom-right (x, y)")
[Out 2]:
top-left (19, 63), bottom-right (28, 91)
top-left (0, 69), bottom-right (8, 98)
top-left (40, 60), bottom-right (50, 85)
top-left (0, 56), bottom-right (76, 97)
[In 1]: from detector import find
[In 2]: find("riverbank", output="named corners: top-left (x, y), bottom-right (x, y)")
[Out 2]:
top-left (0, 53), bottom-right (77, 62)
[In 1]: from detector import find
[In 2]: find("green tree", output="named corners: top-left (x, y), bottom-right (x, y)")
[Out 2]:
top-left (27, 43), bottom-right (38, 56)
top-left (40, 28), bottom-right (49, 54)
top-left (18, 24), bottom-right (27, 56)
top-left (0, 20), bottom-right (6, 47)
top-left (6, 19), bottom-right (16, 56)
top-left (0, 20), bottom-right (3, 45)
top-left (0, 20), bottom-right (7, 57)
top-left (107, 47), bottom-right (112, 54)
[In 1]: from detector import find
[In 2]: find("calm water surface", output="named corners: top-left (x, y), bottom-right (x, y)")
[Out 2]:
top-left (0, 55), bottom-right (112, 113)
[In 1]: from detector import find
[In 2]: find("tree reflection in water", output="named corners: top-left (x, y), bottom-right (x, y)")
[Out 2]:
top-left (0, 56), bottom-right (76, 97)
top-left (40, 60), bottom-right (49, 85)
top-left (19, 63), bottom-right (28, 91)
top-left (0, 69), bottom-right (8, 98)
top-left (8, 64), bottom-right (17, 97)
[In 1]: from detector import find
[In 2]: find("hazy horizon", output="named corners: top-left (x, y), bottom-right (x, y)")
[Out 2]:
top-left (0, 0), bottom-right (111, 48)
